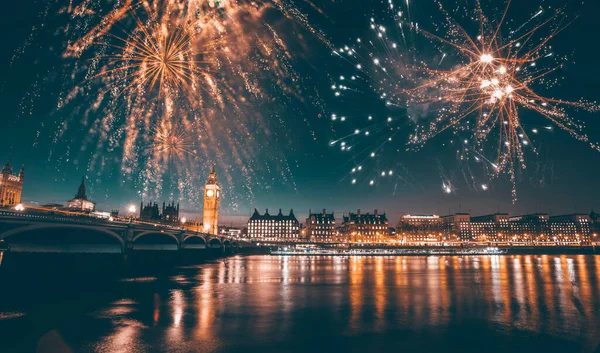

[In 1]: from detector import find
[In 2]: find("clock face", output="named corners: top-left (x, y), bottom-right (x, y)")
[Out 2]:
top-left (207, 190), bottom-right (214, 197)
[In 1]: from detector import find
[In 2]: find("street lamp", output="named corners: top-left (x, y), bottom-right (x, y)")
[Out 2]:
top-left (14, 204), bottom-right (25, 212)
top-left (127, 205), bottom-right (136, 222)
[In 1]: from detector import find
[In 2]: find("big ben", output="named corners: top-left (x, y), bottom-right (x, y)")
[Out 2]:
top-left (202, 166), bottom-right (220, 234)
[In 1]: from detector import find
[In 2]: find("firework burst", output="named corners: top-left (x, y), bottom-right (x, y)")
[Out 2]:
top-left (96, 20), bottom-right (218, 98)
top-left (150, 121), bottom-right (196, 162)
top-left (21, 0), bottom-right (330, 206)
top-left (330, 0), bottom-right (599, 201)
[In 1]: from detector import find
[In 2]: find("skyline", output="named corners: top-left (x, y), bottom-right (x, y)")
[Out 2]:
top-left (11, 167), bottom-right (599, 228)
top-left (2, 0), bottom-right (600, 226)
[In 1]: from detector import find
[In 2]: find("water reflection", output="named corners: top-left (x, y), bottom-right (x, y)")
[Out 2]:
top-left (3, 255), bottom-right (600, 352)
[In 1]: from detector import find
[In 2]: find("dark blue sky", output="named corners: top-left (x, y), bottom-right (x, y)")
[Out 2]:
top-left (1, 0), bottom-right (600, 226)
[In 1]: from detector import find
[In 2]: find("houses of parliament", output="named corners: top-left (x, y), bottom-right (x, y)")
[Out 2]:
top-left (139, 167), bottom-right (220, 235)
top-left (0, 160), bottom-right (24, 208)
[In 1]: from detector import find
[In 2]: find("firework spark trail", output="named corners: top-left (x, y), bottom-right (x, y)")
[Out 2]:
top-left (330, 0), bottom-right (599, 202)
top-left (17, 0), bottom-right (332, 207)
top-left (510, 7), bottom-right (544, 35)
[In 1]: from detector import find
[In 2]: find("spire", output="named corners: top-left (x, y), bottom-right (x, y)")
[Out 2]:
top-left (75, 176), bottom-right (87, 200)
top-left (19, 165), bottom-right (24, 180)
top-left (2, 160), bottom-right (12, 175)
top-left (207, 166), bottom-right (217, 185)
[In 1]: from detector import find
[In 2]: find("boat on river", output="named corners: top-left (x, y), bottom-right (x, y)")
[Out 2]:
top-left (270, 247), bottom-right (507, 256)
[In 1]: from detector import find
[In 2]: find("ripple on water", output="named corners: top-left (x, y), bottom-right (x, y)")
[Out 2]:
top-left (119, 277), bottom-right (157, 282)
top-left (111, 299), bottom-right (137, 305)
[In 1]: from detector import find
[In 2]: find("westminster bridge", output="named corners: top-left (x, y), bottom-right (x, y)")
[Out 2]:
top-left (0, 211), bottom-right (245, 258)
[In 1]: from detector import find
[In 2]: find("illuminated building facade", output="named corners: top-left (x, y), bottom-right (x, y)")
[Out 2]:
top-left (247, 209), bottom-right (299, 242)
top-left (441, 213), bottom-right (471, 241)
top-left (202, 167), bottom-right (220, 235)
top-left (67, 177), bottom-right (96, 212)
top-left (342, 209), bottom-right (389, 243)
top-left (306, 209), bottom-right (336, 242)
top-left (548, 214), bottom-right (591, 244)
top-left (222, 227), bottom-right (243, 238)
top-left (509, 213), bottom-right (550, 242)
top-left (470, 213), bottom-right (510, 243)
top-left (0, 160), bottom-right (24, 208)
top-left (396, 215), bottom-right (443, 243)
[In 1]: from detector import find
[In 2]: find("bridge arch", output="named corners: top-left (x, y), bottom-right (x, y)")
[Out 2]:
top-left (0, 223), bottom-right (124, 253)
top-left (208, 237), bottom-right (222, 249)
top-left (183, 234), bottom-right (207, 243)
top-left (132, 231), bottom-right (179, 251)
top-left (182, 235), bottom-right (207, 249)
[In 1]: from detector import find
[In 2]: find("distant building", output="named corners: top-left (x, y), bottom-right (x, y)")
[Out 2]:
top-left (247, 208), bottom-right (299, 242)
top-left (549, 214), bottom-right (591, 244)
top-left (470, 213), bottom-right (510, 243)
top-left (299, 223), bottom-right (307, 240)
top-left (0, 160), bottom-right (24, 208)
top-left (306, 209), bottom-right (336, 242)
top-left (441, 213), bottom-right (471, 241)
top-left (219, 226), bottom-right (242, 238)
top-left (139, 201), bottom-right (180, 224)
top-left (140, 202), bottom-right (160, 221)
top-left (183, 219), bottom-right (203, 233)
top-left (396, 214), bottom-right (443, 243)
top-left (342, 209), bottom-right (389, 243)
top-left (67, 177), bottom-right (96, 212)
top-left (591, 211), bottom-right (600, 239)
top-left (162, 201), bottom-right (180, 224)
top-left (226, 227), bottom-right (243, 238)
top-left (509, 213), bottom-right (550, 242)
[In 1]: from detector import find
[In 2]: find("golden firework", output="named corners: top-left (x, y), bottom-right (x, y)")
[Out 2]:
top-left (96, 19), bottom-right (218, 97)
top-left (150, 122), bottom-right (196, 161)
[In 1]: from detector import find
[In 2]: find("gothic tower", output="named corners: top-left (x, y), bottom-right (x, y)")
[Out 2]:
top-left (75, 176), bottom-right (88, 200)
top-left (202, 166), bottom-right (220, 234)
top-left (0, 160), bottom-right (24, 207)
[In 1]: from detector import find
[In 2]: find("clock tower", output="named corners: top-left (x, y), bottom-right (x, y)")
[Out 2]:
top-left (202, 166), bottom-right (220, 234)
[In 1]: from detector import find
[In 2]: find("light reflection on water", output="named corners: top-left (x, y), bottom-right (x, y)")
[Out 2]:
top-left (2, 255), bottom-right (600, 352)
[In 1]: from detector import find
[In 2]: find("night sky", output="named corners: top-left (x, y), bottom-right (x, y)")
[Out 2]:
top-left (1, 0), bottom-right (600, 226)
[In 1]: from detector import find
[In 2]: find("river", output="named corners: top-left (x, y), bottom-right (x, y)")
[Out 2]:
top-left (2, 254), bottom-right (600, 352)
